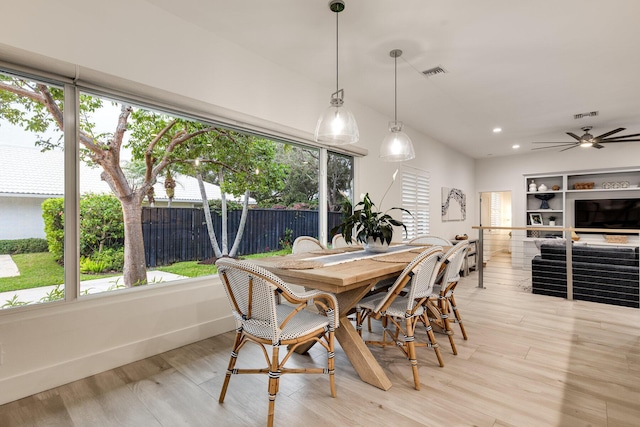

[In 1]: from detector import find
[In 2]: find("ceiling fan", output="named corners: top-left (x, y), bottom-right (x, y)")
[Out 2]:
top-left (531, 126), bottom-right (640, 152)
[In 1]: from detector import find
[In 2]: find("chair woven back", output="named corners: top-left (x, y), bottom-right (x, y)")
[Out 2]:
top-left (409, 235), bottom-right (451, 246)
top-left (292, 236), bottom-right (326, 254)
top-left (331, 234), bottom-right (349, 248)
top-left (373, 246), bottom-right (444, 314)
top-left (440, 241), bottom-right (469, 286)
top-left (217, 258), bottom-right (296, 345)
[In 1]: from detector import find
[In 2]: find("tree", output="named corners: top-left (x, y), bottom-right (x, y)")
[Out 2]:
top-left (170, 132), bottom-right (286, 258)
top-left (1, 75), bottom-right (236, 286)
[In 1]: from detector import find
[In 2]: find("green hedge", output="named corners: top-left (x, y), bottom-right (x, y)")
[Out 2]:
top-left (42, 194), bottom-right (124, 264)
top-left (0, 238), bottom-right (49, 255)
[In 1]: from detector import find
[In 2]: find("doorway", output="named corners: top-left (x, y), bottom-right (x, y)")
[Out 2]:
top-left (480, 191), bottom-right (512, 262)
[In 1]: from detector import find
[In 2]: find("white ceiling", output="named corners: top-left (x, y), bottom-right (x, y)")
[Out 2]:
top-left (147, 0), bottom-right (640, 159)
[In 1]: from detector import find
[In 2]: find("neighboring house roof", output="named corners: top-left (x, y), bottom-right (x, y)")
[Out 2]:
top-left (0, 145), bottom-right (254, 203)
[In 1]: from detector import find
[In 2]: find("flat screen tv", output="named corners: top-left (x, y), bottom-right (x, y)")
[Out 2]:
top-left (574, 198), bottom-right (640, 230)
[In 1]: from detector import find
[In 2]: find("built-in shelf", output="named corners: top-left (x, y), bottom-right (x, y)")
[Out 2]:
top-left (524, 168), bottom-right (640, 239)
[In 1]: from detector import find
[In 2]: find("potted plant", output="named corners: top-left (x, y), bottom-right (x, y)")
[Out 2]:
top-left (548, 216), bottom-right (556, 226)
top-left (331, 192), bottom-right (410, 252)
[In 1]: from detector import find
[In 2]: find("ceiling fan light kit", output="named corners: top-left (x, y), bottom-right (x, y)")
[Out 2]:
top-left (532, 126), bottom-right (640, 151)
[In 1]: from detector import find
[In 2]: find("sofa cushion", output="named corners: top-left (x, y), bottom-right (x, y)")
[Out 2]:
top-left (540, 244), bottom-right (638, 267)
top-left (532, 245), bottom-right (640, 308)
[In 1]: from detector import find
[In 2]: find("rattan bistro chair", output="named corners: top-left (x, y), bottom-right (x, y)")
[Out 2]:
top-left (216, 258), bottom-right (339, 427)
top-left (427, 241), bottom-right (469, 355)
top-left (409, 235), bottom-right (452, 246)
top-left (292, 236), bottom-right (326, 254)
top-left (355, 246), bottom-right (445, 390)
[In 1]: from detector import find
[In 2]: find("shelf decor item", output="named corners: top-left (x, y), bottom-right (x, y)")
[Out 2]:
top-left (605, 235), bottom-right (628, 244)
top-left (529, 213), bottom-right (543, 225)
top-left (573, 182), bottom-right (595, 190)
top-left (538, 183), bottom-right (548, 192)
top-left (535, 193), bottom-right (555, 209)
top-left (529, 180), bottom-right (537, 192)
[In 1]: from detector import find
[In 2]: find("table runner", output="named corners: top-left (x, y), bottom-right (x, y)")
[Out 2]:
top-left (301, 245), bottom-right (419, 267)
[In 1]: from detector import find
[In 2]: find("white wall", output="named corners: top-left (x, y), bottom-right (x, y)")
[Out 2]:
top-left (0, 197), bottom-right (46, 239)
top-left (0, 0), bottom-right (476, 404)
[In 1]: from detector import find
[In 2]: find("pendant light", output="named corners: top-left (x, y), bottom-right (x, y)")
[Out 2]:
top-left (379, 49), bottom-right (415, 161)
top-left (315, 0), bottom-right (359, 145)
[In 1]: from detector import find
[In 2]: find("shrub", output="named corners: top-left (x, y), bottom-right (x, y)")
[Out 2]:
top-left (42, 198), bottom-right (65, 260)
top-left (42, 194), bottom-right (124, 262)
top-left (279, 228), bottom-right (293, 250)
top-left (208, 199), bottom-right (243, 213)
top-left (92, 247), bottom-right (125, 271)
top-left (0, 238), bottom-right (49, 255)
top-left (80, 257), bottom-right (109, 274)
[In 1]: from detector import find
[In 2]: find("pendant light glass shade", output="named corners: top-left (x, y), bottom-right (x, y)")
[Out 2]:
top-left (380, 121), bottom-right (415, 161)
top-left (380, 49), bottom-right (415, 161)
top-left (315, 0), bottom-right (359, 145)
top-left (315, 90), bottom-right (359, 144)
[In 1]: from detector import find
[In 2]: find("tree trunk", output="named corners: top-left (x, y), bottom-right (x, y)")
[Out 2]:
top-left (121, 199), bottom-right (148, 287)
top-left (219, 170), bottom-right (228, 255)
top-left (229, 190), bottom-right (250, 257)
top-left (197, 172), bottom-right (222, 258)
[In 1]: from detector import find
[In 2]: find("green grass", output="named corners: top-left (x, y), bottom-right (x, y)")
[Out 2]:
top-left (155, 248), bottom-right (292, 278)
top-left (0, 252), bottom-right (119, 293)
top-left (155, 261), bottom-right (217, 277)
top-left (0, 248), bottom-right (293, 293)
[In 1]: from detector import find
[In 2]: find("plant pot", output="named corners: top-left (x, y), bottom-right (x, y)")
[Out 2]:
top-left (549, 221), bottom-right (556, 226)
top-left (364, 237), bottom-right (390, 253)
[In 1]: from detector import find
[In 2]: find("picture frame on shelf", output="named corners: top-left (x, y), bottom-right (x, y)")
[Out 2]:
top-left (529, 213), bottom-right (543, 225)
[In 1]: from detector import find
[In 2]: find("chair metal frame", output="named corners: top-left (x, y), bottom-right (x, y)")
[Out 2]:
top-left (216, 258), bottom-right (339, 427)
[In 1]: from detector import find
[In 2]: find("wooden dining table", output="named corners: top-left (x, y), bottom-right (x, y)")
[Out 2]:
top-left (252, 244), bottom-right (433, 390)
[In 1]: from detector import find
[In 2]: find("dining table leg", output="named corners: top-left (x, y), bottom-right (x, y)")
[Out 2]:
top-left (293, 281), bottom-right (394, 390)
top-left (333, 285), bottom-right (393, 391)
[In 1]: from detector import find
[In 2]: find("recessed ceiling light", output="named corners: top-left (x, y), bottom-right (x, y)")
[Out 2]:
top-left (512, 144), bottom-right (520, 149)
top-left (493, 127), bottom-right (502, 133)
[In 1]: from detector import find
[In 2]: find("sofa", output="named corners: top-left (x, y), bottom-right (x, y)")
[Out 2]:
top-left (531, 244), bottom-right (639, 308)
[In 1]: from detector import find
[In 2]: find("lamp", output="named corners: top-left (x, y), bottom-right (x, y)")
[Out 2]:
top-left (315, 0), bottom-right (359, 145)
top-left (379, 49), bottom-right (415, 161)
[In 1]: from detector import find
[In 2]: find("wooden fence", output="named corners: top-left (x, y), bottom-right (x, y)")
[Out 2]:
top-left (142, 207), bottom-right (343, 267)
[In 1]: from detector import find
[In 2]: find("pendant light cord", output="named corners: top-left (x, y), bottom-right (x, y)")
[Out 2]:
top-left (335, 11), bottom-right (339, 94)
top-left (394, 54), bottom-right (398, 122)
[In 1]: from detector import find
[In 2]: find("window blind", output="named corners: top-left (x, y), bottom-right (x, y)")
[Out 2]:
top-left (401, 168), bottom-right (430, 240)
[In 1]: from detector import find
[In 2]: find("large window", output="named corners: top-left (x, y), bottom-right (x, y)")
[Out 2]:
top-left (0, 68), bottom-right (354, 308)
top-left (0, 72), bottom-right (66, 308)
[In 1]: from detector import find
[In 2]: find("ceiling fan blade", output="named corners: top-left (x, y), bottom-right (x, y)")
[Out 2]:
top-left (531, 141), bottom-right (575, 144)
top-left (566, 132), bottom-right (582, 141)
top-left (531, 143), bottom-right (576, 150)
top-left (600, 139), bottom-right (640, 143)
top-left (594, 128), bottom-right (625, 140)
top-left (560, 145), bottom-right (579, 152)
top-left (602, 133), bottom-right (640, 140)
top-left (592, 143), bottom-right (605, 149)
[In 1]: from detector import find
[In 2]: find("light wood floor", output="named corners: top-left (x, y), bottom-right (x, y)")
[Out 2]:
top-left (1, 255), bottom-right (639, 426)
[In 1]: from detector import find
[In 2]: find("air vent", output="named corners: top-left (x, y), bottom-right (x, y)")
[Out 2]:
top-left (573, 111), bottom-right (599, 119)
top-left (422, 66), bottom-right (447, 77)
